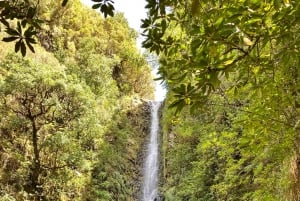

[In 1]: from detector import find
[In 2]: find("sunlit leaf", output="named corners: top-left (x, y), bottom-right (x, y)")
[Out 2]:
top-left (224, 59), bottom-right (234, 66)
top-left (243, 36), bottom-right (254, 46)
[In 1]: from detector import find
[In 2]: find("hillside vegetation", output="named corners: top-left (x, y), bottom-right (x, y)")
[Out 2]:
top-left (153, 0), bottom-right (300, 200)
top-left (0, 1), bottom-right (154, 200)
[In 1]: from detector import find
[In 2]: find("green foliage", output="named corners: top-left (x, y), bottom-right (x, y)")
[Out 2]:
top-left (2, 22), bottom-right (37, 56)
top-left (145, 2), bottom-right (299, 199)
top-left (37, 0), bottom-right (154, 99)
top-left (2, 0), bottom-right (299, 200)
top-left (160, 59), bottom-right (299, 200)
top-left (0, 0), bottom-right (116, 55)
top-left (143, 0), bottom-right (299, 112)
top-left (0, 53), bottom-right (100, 200)
top-left (161, 78), bottom-right (299, 200)
top-left (87, 99), bottom-right (151, 201)
top-left (0, 0), bottom-right (154, 200)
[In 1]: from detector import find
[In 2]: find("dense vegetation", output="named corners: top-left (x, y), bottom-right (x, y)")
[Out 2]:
top-left (1, 0), bottom-right (299, 200)
top-left (151, 0), bottom-right (300, 200)
top-left (0, 1), bottom-right (154, 200)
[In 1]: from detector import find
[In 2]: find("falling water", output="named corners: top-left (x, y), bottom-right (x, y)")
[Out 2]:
top-left (142, 101), bottom-right (161, 201)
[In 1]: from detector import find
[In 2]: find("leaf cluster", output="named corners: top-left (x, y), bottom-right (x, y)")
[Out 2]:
top-left (142, 0), bottom-right (299, 113)
top-left (1, 0), bottom-right (40, 56)
top-left (0, 0), bottom-right (116, 56)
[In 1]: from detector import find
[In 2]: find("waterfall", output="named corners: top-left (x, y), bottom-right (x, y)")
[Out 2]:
top-left (142, 101), bottom-right (161, 201)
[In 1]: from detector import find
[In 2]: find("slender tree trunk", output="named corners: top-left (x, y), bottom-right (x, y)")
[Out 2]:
top-left (288, 65), bottom-right (300, 201)
top-left (30, 118), bottom-right (43, 200)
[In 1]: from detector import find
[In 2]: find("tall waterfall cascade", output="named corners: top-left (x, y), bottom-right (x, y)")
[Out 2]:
top-left (142, 101), bottom-right (161, 201)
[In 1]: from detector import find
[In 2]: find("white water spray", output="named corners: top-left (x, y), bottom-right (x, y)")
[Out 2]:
top-left (142, 101), bottom-right (161, 201)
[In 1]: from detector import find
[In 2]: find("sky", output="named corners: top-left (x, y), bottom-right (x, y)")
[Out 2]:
top-left (81, 0), bottom-right (166, 101)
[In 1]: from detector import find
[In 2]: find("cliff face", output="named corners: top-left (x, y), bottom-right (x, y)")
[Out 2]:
top-left (125, 100), bottom-right (152, 200)
top-left (86, 99), bottom-right (152, 201)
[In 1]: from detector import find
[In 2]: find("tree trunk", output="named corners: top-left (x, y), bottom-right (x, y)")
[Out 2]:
top-left (29, 118), bottom-right (43, 200)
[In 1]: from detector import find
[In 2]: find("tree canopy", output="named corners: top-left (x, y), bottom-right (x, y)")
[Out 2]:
top-left (0, 0), bottom-right (154, 200)
top-left (142, 0), bottom-right (299, 112)
top-left (155, 0), bottom-right (299, 200)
